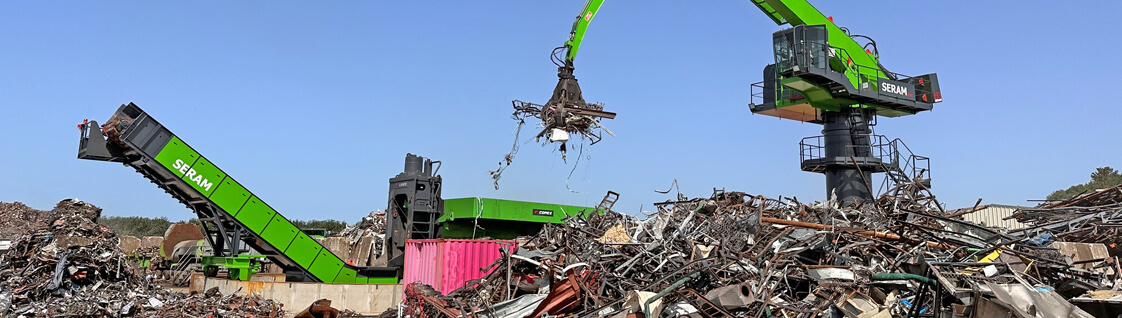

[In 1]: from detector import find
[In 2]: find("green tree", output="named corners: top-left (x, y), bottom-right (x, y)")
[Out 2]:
top-left (98, 216), bottom-right (173, 237)
top-left (99, 215), bottom-right (349, 237)
top-left (289, 219), bottom-right (348, 235)
top-left (1047, 167), bottom-right (1122, 201)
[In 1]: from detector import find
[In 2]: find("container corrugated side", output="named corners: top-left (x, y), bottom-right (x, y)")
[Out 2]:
top-left (403, 239), bottom-right (517, 295)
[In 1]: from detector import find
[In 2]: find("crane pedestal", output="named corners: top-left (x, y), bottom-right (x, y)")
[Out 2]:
top-left (799, 107), bottom-right (886, 205)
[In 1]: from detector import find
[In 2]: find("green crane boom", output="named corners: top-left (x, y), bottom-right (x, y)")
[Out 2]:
top-left (563, 0), bottom-right (606, 63)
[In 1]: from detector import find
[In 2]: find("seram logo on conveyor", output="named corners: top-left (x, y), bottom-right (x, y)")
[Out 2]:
top-left (172, 159), bottom-right (214, 191)
top-left (532, 209), bottom-right (554, 217)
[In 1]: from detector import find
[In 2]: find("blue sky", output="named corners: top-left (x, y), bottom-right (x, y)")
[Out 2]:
top-left (1, 1), bottom-right (1118, 222)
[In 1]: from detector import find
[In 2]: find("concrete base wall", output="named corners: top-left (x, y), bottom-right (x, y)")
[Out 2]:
top-left (315, 237), bottom-right (381, 267)
top-left (191, 275), bottom-right (402, 315)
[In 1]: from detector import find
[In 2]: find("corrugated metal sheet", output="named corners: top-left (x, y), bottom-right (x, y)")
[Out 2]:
top-left (403, 239), bottom-right (517, 295)
top-left (403, 239), bottom-right (441, 292)
top-left (961, 205), bottom-right (1026, 229)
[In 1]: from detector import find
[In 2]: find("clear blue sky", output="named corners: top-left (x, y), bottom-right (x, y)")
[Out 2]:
top-left (1, 1), bottom-right (1118, 222)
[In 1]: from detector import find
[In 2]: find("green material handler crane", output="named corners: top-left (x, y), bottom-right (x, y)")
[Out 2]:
top-left (522, 0), bottom-right (943, 205)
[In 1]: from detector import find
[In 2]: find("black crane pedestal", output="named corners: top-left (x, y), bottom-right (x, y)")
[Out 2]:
top-left (799, 107), bottom-right (887, 206)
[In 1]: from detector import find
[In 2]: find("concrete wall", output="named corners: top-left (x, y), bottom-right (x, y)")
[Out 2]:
top-left (317, 237), bottom-right (351, 261)
top-left (348, 236), bottom-right (377, 266)
top-left (314, 236), bottom-right (380, 266)
top-left (192, 275), bottom-right (402, 315)
top-left (119, 236), bottom-right (140, 253)
top-left (140, 236), bottom-right (163, 250)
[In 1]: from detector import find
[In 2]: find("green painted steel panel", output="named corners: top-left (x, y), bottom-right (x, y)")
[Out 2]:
top-left (308, 250), bottom-right (344, 283)
top-left (441, 197), bottom-right (597, 224)
top-left (154, 136), bottom-right (200, 178)
top-left (367, 276), bottom-right (398, 284)
top-left (209, 178), bottom-right (251, 213)
top-left (235, 197), bottom-right (276, 233)
top-left (441, 198), bottom-right (477, 221)
top-left (334, 268), bottom-right (357, 284)
top-left (285, 233), bottom-right (322, 269)
top-left (181, 157), bottom-right (224, 196)
top-left (354, 276), bottom-right (368, 284)
top-left (260, 215), bottom-right (299, 252)
top-left (441, 220), bottom-right (529, 239)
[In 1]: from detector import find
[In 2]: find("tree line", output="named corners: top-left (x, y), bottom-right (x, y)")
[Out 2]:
top-left (99, 216), bottom-right (349, 237)
top-left (1047, 166), bottom-right (1122, 201)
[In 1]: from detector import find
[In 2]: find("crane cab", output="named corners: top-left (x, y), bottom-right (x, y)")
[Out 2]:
top-left (750, 25), bottom-right (941, 123)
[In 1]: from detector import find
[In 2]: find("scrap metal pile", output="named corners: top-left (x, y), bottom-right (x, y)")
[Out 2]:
top-left (1010, 183), bottom-right (1122, 249)
top-left (0, 199), bottom-right (284, 317)
top-left (336, 210), bottom-right (387, 261)
top-left (402, 181), bottom-right (1109, 317)
top-left (0, 202), bottom-right (52, 239)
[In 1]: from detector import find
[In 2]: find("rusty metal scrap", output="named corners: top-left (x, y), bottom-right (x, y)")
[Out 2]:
top-left (336, 210), bottom-right (388, 262)
top-left (490, 98), bottom-right (615, 189)
top-left (509, 100), bottom-right (613, 148)
top-left (295, 299), bottom-right (342, 318)
top-left (0, 199), bottom-right (285, 317)
top-left (0, 202), bottom-right (53, 239)
top-left (1044, 183), bottom-right (1122, 209)
top-left (401, 181), bottom-right (1116, 317)
top-left (1009, 189), bottom-right (1122, 255)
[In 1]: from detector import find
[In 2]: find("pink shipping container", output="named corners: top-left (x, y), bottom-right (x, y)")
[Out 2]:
top-left (403, 239), bottom-right (518, 295)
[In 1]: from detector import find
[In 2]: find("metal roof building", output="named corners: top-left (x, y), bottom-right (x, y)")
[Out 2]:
top-left (960, 204), bottom-right (1028, 230)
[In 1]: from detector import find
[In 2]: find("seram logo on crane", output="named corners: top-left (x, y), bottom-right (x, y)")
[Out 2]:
top-left (171, 159), bottom-right (214, 191)
top-left (880, 82), bottom-right (912, 97)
